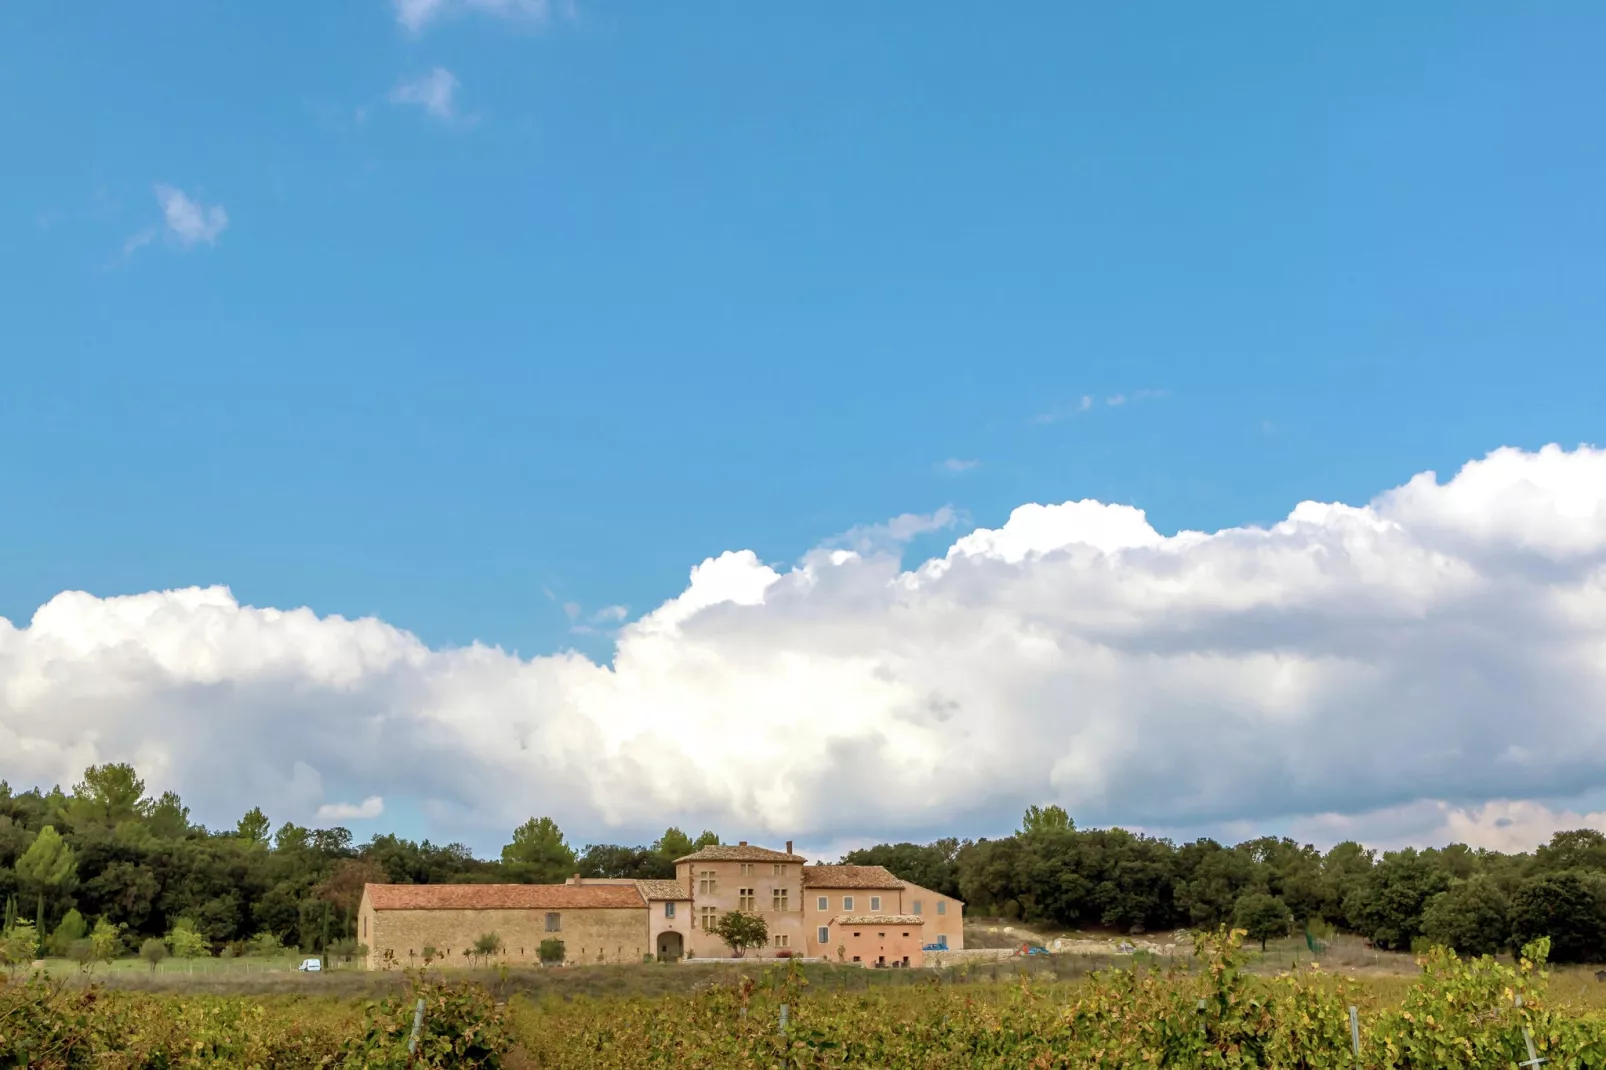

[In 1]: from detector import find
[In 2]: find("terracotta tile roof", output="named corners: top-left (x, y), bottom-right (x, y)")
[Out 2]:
top-left (634, 879), bottom-right (692, 900)
top-left (674, 844), bottom-right (805, 863)
top-left (362, 883), bottom-right (645, 911)
top-left (833, 915), bottom-right (924, 926)
top-left (802, 865), bottom-right (905, 890)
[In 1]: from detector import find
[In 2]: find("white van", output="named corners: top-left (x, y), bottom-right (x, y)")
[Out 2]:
top-left (298, 958), bottom-right (322, 972)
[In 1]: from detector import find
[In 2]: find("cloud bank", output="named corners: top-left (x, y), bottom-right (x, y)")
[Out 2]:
top-left (4, 445), bottom-right (1606, 854)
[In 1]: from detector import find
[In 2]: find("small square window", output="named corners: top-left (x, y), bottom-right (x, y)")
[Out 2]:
top-left (816, 896), bottom-right (827, 911)
top-left (843, 896), bottom-right (854, 911)
top-left (816, 926), bottom-right (829, 943)
top-left (912, 900), bottom-right (922, 915)
top-left (869, 896), bottom-right (881, 912)
top-left (937, 901), bottom-right (947, 915)
top-left (665, 901), bottom-right (676, 918)
top-left (545, 913), bottom-right (561, 932)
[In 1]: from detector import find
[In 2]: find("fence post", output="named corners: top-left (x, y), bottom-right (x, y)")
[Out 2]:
top-left (779, 1003), bottom-right (789, 1035)
top-left (407, 997), bottom-right (426, 1058)
top-left (1348, 1005), bottom-right (1360, 1060)
top-left (1514, 993), bottom-right (1546, 1068)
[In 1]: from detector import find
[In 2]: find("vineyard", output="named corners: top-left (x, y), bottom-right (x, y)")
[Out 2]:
top-left (3, 929), bottom-right (1605, 1067)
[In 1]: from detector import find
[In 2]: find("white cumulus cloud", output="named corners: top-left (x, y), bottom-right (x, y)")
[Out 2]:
top-left (4, 445), bottom-right (1606, 853)
top-left (154, 185), bottom-right (228, 246)
top-left (389, 68), bottom-right (461, 120)
top-left (317, 796), bottom-right (385, 821)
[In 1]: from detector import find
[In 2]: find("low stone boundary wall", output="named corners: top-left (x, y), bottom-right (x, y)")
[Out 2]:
top-left (922, 948), bottom-right (1020, 968)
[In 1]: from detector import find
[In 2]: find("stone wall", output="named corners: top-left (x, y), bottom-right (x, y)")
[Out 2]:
top-left (366, 907), bottom-right (649, 969)
top-left (920, 947), bottom-right (1021, 968)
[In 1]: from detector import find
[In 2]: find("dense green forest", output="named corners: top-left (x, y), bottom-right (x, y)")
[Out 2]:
top-left (0, 764), bottom-right (715, 962)
top-left (4, 768), bottom-right (1606, 964)
top-left (844, 804), bottom-right (1606, 963)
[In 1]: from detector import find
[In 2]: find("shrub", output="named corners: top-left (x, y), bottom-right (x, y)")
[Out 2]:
top-left (0, 921), bottom-right (39, 974)
top-left (139, 937), bottom-right (169, 972)
top-left (340, 973), bottom-right (513, 1068)
top-left (88, 917), bottom-right (123, 967)
top-left (48, 909), bottom-right (87, 957)
top-left (714, 910), bottom-right (767, 957)
top-left (538, 938), bottom-right (565, 965)
top-left (166, 917), bottom-right (212, 958)
top-left (1233, 892), bottom-right (1293, 951)
top-left (472, 932), bottom-right (503, 965)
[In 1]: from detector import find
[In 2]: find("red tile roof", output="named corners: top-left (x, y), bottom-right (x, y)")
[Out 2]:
top-left (674, 844), bottom-right (805, 863)
top-left (802, 865), bottom-right (905, 890)
top-left (634, 879), bottom-right (692, 900)
top-left (362, 883), bottom-right (645, 911)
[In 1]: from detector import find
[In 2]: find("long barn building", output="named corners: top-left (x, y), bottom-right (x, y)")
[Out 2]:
top-left (357, 841), bottom-right (963, 969)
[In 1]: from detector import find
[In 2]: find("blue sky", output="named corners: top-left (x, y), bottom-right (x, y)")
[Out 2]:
top-left (4, 3), bottom-right (1606, 853)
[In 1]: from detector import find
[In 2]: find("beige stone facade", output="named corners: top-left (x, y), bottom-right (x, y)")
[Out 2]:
top-left (802, 866), bottom-right (965, 958)
top-left (357, 841), bottom-right (964, 969)
top-left (674, 842), bottom-right (808, 960)
top-left (636, 878), bottom-right (694, 961)
top-left (901, 880), bottom-right (964, 951)
top-left (359, 882), bottom-right (653, 969)
top-left (829, 914), bottom-right (926, 968)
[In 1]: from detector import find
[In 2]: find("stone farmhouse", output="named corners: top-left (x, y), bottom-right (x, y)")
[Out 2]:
top-left (358, 840), bottom-right (963, 970)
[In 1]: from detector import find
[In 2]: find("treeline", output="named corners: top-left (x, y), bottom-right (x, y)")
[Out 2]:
top-left (6, 767), bottom-right (1606, 965)
top-left (0, 764), bottom-right (717, 960)
top-left (844, 805), bottom-right (1606, 963)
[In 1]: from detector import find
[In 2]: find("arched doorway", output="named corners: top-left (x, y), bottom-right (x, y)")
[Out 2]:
top-left (657, 931), bottom-right (683, 962)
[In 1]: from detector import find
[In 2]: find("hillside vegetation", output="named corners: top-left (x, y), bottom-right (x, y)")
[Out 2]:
top-left (5, 767), bottom-right (1606, 971)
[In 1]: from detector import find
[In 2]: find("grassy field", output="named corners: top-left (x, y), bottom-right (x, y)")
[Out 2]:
top-left (26, 951), bottom-right (356, 980)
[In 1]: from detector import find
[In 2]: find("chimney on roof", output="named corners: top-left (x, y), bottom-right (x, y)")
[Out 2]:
top-left (739, 840), bottom-right (748, 846)
top-left (566, 873), bottom-right (581, 885)
top-left (786, 840), bottom-right (793, 855)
